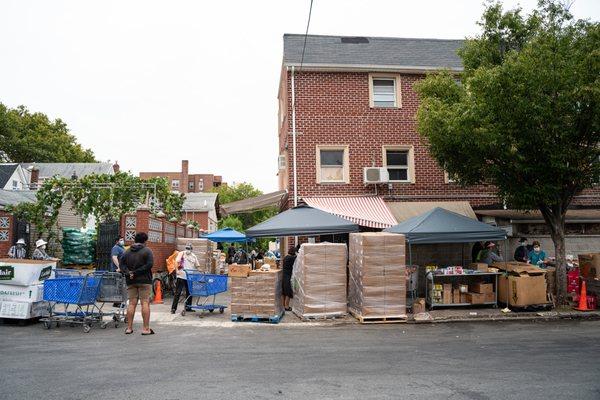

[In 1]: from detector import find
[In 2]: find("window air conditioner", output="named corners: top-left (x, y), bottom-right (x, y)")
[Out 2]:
top-left (363, 167), bottom-right (389, 184)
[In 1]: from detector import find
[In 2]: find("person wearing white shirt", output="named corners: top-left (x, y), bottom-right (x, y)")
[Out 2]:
top-left (171, 244), bottom-right (200, 314)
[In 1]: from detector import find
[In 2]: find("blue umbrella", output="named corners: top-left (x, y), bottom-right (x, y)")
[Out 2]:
top-left (202, 227), bottom-right (253, 243)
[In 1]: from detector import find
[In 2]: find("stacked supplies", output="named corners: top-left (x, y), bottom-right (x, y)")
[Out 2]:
top-left (348, 232), bottom-right (407, 320)
top-left (230, 269), bottom-right (283, 317)
top-left (291, 243), bottom-right (347, 319)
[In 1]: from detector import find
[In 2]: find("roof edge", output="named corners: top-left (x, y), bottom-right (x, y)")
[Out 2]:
top-left (283, 33), bottom-right (464, 43)
top-left (284, 63), bottom-right (463, 73)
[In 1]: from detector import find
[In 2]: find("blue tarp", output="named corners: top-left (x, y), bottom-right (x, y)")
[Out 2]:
top-left (202, 227), bottom-right (252, 243)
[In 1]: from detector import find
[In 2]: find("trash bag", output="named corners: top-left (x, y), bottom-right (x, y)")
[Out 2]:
top-left (62, 228), bottom-right (96, 265)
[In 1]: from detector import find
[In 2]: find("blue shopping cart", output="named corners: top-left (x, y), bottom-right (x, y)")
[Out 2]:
top-left (41, 274), bottom-right (103, 333)
top-left (54, 268), bottom-right (82, 278)
top-left (182, 270), bottom-right (228, 316)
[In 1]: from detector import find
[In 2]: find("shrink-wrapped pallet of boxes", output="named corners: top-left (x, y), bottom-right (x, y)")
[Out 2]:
top-left (177, 238), bottom-right (212, 272)
top-left (348, 232), bottom-right (407, 322)
top-left (230, 269), bottom-right (284, 322)
top-left (291, 243), bottom-right (347, 320)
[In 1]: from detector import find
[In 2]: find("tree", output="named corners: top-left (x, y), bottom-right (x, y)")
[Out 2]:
top-left (415, 0), bottom-right (600, 304)
top-left (0, 103), bottom-right (95, 162)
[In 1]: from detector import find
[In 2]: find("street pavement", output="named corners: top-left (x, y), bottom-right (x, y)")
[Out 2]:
top-left (1, 319), bottom-right (599, 400)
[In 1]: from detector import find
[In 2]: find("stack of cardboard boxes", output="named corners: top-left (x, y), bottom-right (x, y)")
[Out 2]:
top-left (492, 262), bottom-right (548, 307)
top-left (348, 232), bottom-right (407, 320)
top-left (176, 238), bottom-right (212, 272)
top-left (466, 282), bottom-right (495, 304)
top-left (230, 269), bottom-right (283, 317)
top-left (291, 243), bottom-right (347, 319)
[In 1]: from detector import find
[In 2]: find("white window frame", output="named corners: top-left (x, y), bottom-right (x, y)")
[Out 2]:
top-left (444, 171), bottom-right (457, 184)
top-left (188, 180), bottom-right (195, 190)
top-left (12, 180), bottom-right (18, 190)
top-left (316, 145), bottom-right (350, 184)
top-left (171, 179), bottom-right (180, 190)
top-left (382, 145), bottom-right (415, 183)
top-left (198, 180), bottom-right (204, 191)
top-left (369, 73), bottom-right (402, 109)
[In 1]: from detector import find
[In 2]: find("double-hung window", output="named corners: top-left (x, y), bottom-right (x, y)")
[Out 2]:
top-left (171, 179), bottom-right (180, 190)
top-left (384, 146), bottom-right (414, 183)
top-left (369, 74), bottom-right (401, 108)
top-left (316, 146), bottom-right (349, 184)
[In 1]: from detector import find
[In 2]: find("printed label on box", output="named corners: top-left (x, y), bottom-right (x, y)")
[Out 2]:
top-left (0, 266), bottom-right (15, 281)
top-left (0, 301), bottom-right (29, 318)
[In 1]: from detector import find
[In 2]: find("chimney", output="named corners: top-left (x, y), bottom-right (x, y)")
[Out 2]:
top-left (113, 161), bottom-right (120, 173)
top-left (30, 167), bottom-right (39, 190)
top-left (181, 160), bottom-right (189, 194)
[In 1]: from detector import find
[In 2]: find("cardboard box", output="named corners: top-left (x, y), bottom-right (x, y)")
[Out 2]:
top-left (578, 253), bottom-right (600, 280)
top-left (452, 289), bottom-right (460, 304)
top-left (460, 293), bottom-right (468, 303)
top-left (470, 282), bottom-right (493, 294)
top-left (228, 264), bottom-right (251, 278)
top-left (0, 259), bottom-right (56, 286)
top-left (469, 263), bottom-right (488, 272)
top-left (443, 289), bottom-right (452, 304)
top-left (0, 284), bottom-right (44, 302)
top-left (466, 292), bottom-right (485, 304)
top-left (484, 292), bottom-right (496, 303)
top-left (0, 300), bottom-right (48, 319)
top-left (412, 298), bottom-right (426, 314)
top-left (494, 262), bottom-right (547, 307)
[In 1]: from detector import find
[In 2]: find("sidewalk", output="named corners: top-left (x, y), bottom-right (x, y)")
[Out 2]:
top-left (134, 292), bottom-right (600, 327)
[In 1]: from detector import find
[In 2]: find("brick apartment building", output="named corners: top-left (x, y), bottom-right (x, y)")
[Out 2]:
top-left (276, 34), bottom-right (600, 257)
top-left (139, 160), bottom-right (224, 194)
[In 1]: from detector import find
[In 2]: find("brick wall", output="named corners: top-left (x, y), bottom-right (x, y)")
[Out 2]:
top-left (183, 211), bottom-right (209, 231)
top-left (278, 69), bottom-right (600, 208)
top-left (121, 210), bottom-right (199, 273)
top-left (0, 211), bottom-right (14, 256)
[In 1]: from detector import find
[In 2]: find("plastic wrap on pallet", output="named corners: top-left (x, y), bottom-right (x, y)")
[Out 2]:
top-left (348, 232), bottom-right (407, 319)
top-left (230, 269), bottom-right (283, 317)
top-left (176, 238), bottom-right (212, 272)
top-left (291, 243), bottom-right (347, 319)
top-left (62, 228), bottom-right (96, 265)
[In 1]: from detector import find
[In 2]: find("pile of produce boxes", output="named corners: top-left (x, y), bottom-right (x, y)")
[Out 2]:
top-left (176, 238), bottom-right (212, 272)
top-left (291, 243), bottom-right (347, 319)
top-left (230, 269), bottom-right (283, 319)
top-left (0, 259), bottom-right (56, 320)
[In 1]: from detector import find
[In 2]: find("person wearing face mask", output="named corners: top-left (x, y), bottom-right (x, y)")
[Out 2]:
top-left (514, 237), bottom-right (529, 263)
top-left (32, 239), bottom-right (50, 260)
top-left (110, 236), bottom-right (126, 272)
top-left (171, 244), bottom-right (200, 314)
top-left (528, 241), bottom-right (548, 268)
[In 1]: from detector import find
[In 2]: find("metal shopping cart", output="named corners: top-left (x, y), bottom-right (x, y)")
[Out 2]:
top-left (182, 270), bottom-right (228, 316)
top-left (41, 274), bottom-right (103, 333)
top-left (95, 271), bottom-right (128, 328)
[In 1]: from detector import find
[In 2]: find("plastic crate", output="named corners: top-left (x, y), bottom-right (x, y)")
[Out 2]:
top-left (43, 276), bottom-right (102, 305)
top-left (184, 271), bottom-right (228, 296)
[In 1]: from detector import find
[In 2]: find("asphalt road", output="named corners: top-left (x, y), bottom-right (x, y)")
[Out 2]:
top-left (1, 319), bottom-right (599, 400)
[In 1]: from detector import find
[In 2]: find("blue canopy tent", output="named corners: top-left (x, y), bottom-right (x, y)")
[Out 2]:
top-left (202, 227), bottom-right (253, 243)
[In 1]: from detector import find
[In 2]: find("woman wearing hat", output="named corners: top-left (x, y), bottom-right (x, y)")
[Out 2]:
top-left (476, 241), bottom-right (503, 265)
top-left (32, 239), bottom-right (50, 260)
top-left (7, 238), bottom-right (27, 259)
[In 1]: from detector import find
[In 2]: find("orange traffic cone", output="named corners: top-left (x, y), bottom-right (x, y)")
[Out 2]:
top-left (152, 281), bottom-right (164, 304)
top-left (574, 280), bottom-right (590, 311)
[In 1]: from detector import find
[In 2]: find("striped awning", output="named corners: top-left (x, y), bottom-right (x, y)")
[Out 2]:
top-left (303, 196), bottom-right (397, 229)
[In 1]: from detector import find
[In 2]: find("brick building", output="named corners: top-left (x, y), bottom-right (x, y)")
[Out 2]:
top-left (276, 34), bottom-right (600, 257)
top-left (139, 160), bottom-right (224, 194)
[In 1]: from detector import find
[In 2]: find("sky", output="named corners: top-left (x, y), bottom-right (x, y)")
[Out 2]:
top-left (1, 0), bottom-right (599, 193)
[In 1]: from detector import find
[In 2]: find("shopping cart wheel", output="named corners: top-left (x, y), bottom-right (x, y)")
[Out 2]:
top-left (56, 322), bottom-right (61, 328)
top-left (114, 322), bottom-right (119, 328)
top-left (219, 308), bottom-right (225, 314)
top-left (181, 310), bottom-right (186, 316)
top-left (83, 324), bottom-right (91, 333)
top-left (44, 321), bottom-right (51, 329)
top-left (100, 322), bottom-right (107, 329)
top-left (209, 309), bottom-right (214, 313)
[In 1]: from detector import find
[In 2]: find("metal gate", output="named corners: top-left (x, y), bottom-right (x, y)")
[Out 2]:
top-left (96, 221), bottom-right (120, 271)
top-left (13, 219), bottom-right (31, 257)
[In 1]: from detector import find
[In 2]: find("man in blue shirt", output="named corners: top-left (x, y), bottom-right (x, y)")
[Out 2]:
top-left (111, 237), bottom-right (125, 272)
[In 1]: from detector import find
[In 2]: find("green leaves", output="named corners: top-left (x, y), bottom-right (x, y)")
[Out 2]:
top-left (0, 104), bottom-right (95, 163)
top-left (416, 0), bottom-right (600, 211)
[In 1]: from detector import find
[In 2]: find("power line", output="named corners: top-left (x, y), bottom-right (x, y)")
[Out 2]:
top-left (299, 0), bottom-right (314, 70)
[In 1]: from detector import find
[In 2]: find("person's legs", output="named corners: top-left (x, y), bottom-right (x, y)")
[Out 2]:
top-left (139, 284), bottom-right (152, 333)
top-left (126, 285), bottom-right (139, 332)
top-left (171, 278), bottom-right (183, 312)
top-left (184, 279), bottom-right (192, 310)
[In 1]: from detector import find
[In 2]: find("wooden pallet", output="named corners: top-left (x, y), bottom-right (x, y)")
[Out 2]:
top-left (295, 312), bottom-right (347, 321)
top-left (348, 308), bottom-right (407, 324)
top-left (231, 311), bottom-right (284, 324)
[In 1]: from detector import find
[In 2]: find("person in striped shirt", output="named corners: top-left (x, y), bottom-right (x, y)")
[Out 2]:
top-left (7, 238), bottom-right (27, 259)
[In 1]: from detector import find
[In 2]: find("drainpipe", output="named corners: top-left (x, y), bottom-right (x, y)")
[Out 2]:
top-left (291, 66), bottom-right (298, 208)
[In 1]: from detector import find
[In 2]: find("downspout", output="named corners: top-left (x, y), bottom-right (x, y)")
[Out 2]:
top-left (291, 66), bottom-right (298, 208)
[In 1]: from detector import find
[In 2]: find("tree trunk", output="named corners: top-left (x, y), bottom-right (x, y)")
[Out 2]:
top-left (540, 205), bottom-right (568, 305)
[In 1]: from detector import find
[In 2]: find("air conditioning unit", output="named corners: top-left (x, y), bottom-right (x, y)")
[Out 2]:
top-left (363, 167), bottom-right (389, 184)
top-left (278, 155), bottom-right (286, 170)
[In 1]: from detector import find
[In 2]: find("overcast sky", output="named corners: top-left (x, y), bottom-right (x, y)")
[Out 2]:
top-left (1, 0), bottom-right (599, 193)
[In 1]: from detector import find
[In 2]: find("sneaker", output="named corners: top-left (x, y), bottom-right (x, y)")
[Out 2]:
top-left (170, 310), bottom-right (176, 314)
top-left (185, 308), bottom-right (196, 313)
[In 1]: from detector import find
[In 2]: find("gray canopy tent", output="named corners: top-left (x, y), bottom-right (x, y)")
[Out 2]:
top-left (383, 207), bottom-right (508, 265)
top-left (246, 205), bottom-right (359, 238)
